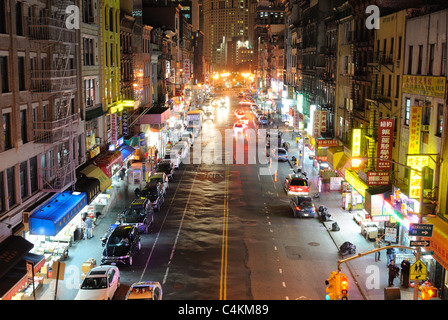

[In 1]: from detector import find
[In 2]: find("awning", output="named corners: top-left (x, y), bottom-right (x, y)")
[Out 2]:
top-left (0, 236), bottom-right (34, 280)
top-left (335, 153), bottom-right (350, 178)
top-left (81, 164), bottom-right (112, 193)
top-left (94, 151), bottom-right (124, 178)
top-left (29, 191), bottom-right (87, 236)
top-left (118, 144), bottom-right (136, 162)
top-left (75, 174), bottom-right (101, 203)
top-left (0, 236), bottom-right (44, 300)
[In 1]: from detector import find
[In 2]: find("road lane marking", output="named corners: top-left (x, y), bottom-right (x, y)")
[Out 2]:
top-left (220, 167), bottom-right (230, 300)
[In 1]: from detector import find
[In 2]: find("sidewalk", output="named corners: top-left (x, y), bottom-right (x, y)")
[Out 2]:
top-left (271, 112), bottom-right (417, 300)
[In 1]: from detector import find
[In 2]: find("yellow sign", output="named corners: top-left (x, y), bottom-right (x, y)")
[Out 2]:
top-left (352, 129), bottom-right (361, 157)
top-left (409, 170), bottom-right (422, 199)
top-left (408, 106), bottom-right (422, 154)
top-left (345, 169), bottom-right (367, 197)
top-left (407, 155), bottom-right (429, 170)
top-left (410, 259), bottom-right (427, 281)
top-left (402, 75), bottom-right (446, 98)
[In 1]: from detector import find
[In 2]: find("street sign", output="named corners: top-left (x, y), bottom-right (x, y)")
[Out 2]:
top-left (410, 240), bottom-right (431, 247)
top-left (409, 223), bottom-right (433, 237)
top-left (410, 259), bottom-right (427, 281)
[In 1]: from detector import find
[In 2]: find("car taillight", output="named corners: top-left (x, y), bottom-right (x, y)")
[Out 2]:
top-left (296, 206), bottom-right (300, 211)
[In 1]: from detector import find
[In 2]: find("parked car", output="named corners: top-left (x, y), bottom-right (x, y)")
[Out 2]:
top-left (75, 265), bottom-right (120, 300)
top-left (125, 281), bottom-right (163, 300)
top-left (290, 196), bottom-right (317, 218)
top-left (284, 174), bottom-right (309, 196)
top-left (258, 116), bottom-right (268, 125)
top-left (164, 151), bottom-right (180, 169)
top-left (271, 147), bottom-right (288, 161)
top-left (149, 172), bottom-right (169, 193)
top-left (173, 140), bottom-right (189, 159)
top-left (138, 182), bottom-right (164, 212)
top-left (101, 225), bottom-right (141, 266)
top-left (156, 160), bottom-right (174, 181)
top-left (118, 198), bottom-right (154, 234)
top-left (182, 131), bottom-right (194, 145)
top-left (361, 221), bottom-right (379, 241)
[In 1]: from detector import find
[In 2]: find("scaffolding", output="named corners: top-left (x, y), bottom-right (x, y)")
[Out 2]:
top-left (29, 1), bottom-right (79, 192)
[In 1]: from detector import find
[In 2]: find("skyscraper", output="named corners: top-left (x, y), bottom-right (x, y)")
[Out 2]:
top-left (203, 0), bottom-right (250, 68)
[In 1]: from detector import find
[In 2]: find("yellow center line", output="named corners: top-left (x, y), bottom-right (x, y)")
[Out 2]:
top-left (220, 167), bottom-right (229, 300)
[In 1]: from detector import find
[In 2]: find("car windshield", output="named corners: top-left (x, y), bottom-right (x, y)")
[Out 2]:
top-left (290, 179), bottom-right (308, 186)
top-left (108, 236), bottom-right (130, 246)
top-left (299, 200), bottom-right (314, 208)
top-left (150, 177), bottom-right (162, 183)
top-left (157, 164), bottom-right (170, 171)
top-left (278, 149), bottom-right (287, 154)
top-left (81, 276), bottom-right (108, 290)
top-left (124, 207), bottom-right (145, 216)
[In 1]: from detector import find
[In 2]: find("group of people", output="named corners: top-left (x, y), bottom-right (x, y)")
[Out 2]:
top-left (374, 240), bottom-right (411, 287)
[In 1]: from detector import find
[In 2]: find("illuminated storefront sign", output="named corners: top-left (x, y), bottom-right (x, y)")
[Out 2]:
top-left (402, 75), bottom-right (446, 98)
top-left (345, 169), bottom-right (367, 198)
top-left (407, 155), bottom-right (429, 170)
top-left (409, 170), bottom-right (422, 199)
top-left (352, 129), bottom-right (361, 156)
top-left (376, 119), bottom-right (394, 170)
top-left (408, 106), bottom-right (422, 154)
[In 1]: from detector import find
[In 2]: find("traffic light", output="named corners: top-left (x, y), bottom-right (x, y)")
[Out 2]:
top-left (420, 286), bottom-right (438, 300)
top-left (339, 273), bottom-right (349, 300)
top-left (325, 272), bottom-right (340, 300)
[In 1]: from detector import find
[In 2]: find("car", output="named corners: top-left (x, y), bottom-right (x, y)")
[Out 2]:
top-left (239, 116), bottom-right (249, 125)
top-left (149, 172), bottom-right (169, 193)
top-left (284, 174), bottom-right (309, 196)
top-left (204, 111), bottom-right (214, 121)
top-left (271, 147), bottom-right (288, 161)
top-left (119, 198), bottom-right (154, 234)
top-left (182, 131), bottom-right (194, 145)
top-left (258, 116), bottom-right (268, 125)
top-left (179, 136), bottom-right (191, 148)
top-left (173, 140), bottom-right (189, 159)
top-left (164, 151), bottom-right (180, 169)
top-left (235, 110), bottom-right (245, 118)
top-left (361, 221), bottom-right (379, 241)
top-left (233, 122), bottom-right (246, 135)
top-left (75, 265), bottom-right (120, 300)
top-left (125, 281), bottom-right (163, 300)
top-left (156, 160), bottom-right (174, 181)
top-left (138, 182), bottom-right (164, 211)
top-left (101, 225), bottom-right (141, 266)
top-left (290, 196), bottom-right (317, 218)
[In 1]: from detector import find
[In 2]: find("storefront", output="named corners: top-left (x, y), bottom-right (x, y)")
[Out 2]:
top-left (139, 106), bottom-right (171, 159)
top-left (24, 191), bottom-right (87, 289)
top-left (314, 138), bottom-right (340, 170)
top-left (343, 168), bottom-right (367, 211)
top-left (0, 236), bottom-right (45, 300)
top-left (93, 150), bottom-right (124, 181)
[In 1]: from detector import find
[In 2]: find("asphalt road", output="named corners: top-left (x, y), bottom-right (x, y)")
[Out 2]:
top-left (107, 91), bottom-right (343, 300)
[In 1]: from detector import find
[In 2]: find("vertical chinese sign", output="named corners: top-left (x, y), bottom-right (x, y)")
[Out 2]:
top-left (408, 106), bottom-right (422, 199)
top-left (352, 129), bottom-right (361, 157)
top-left (376, 119), bottom-right (394, 170)
top-left (111, 113), bottom-right (117, 146)
top-left (408, 106), bottom-right (422, 154)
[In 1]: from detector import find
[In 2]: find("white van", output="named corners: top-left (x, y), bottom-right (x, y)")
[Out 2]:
top-left (173, 141), bottom-right (189, 159)
top-left (182, 131), bottom-right (194, 145)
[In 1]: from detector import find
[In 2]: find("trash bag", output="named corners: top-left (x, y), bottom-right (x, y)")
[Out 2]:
top-left (340, 241), bottom-right (356, 255)
top-left (331, 222), bottom-right (340, 231)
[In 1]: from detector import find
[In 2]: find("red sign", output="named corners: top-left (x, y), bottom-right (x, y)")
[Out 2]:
top-left (317, 139), bottom-right (340, 148)
top-left (376, 119), bottom-right (394, 171)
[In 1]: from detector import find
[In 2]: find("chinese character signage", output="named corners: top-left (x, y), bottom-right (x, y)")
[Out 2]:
top-left (407, 155), bottom-right (429, 170)
top-left (352, 129), bottom-right (361, 157)
top-left (376, 119), bottom-right (394, 171)
top-left (408, 106), bottom-right (422, 154)
top-left (402, 75), bottom-right (446, 98)
top-left (110, 113), bottom-right (117, 145)
top-left (313, 110), bottom-right (321, 138)
top-left (320, 111), bottom-right (327, 133)
top-left (409, 170), bottom-right (422, 199)
top-left (367, 171), bottom-right (390, 186)
top-left (183, 59), bottom-right (190, 78)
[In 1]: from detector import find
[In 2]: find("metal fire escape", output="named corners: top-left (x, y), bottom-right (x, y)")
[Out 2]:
top-left (29, 1), bottom-right (79, 192)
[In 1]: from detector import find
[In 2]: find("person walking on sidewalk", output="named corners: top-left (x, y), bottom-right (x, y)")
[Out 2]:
top-left (388, 260), bottom-right (400, 286)
top-left (374, 238), bottom-right (382, 262)
top-left (85, 216), bottom-right (94, 239)
top-left (400, 258), bottom-right (411, 288)
top-left (386, 242), bottom-right (395, 266)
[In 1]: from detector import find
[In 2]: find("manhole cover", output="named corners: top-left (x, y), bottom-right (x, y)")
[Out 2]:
top-left (308, 242), bottom-right (320, 246)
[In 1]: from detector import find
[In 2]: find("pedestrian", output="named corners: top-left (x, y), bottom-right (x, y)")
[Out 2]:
top-left (85, 216), bottom-right (94, 239)
top-left (386, 243), bottom-right (395, 266)
top-left (374, 238), bottom-right (381, 262)
top-left (388, 260), bottom-right (400, 286)
top-left (401, 258), bottom-right (411, 288)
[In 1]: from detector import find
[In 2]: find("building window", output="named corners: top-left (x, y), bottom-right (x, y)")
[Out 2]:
top-left (417, 45), bottom-right (423, 75)
top-left (16, 2), bottom-right (23, 36)
top-left (0, 0), bottom-right (6, 34)
top-left (0, 56), bottom-right (9, 93)
top-left (441, 43), bottom-right (446, 76)
top-left (0, 171), bottom-right (4, 212)
top-left (404, 98), bottom-right (411, 126)
top-left (83, 38), bottom-right (94, 66)
top-left (30, 156), bottom-right (38, 193)
top-left (408, 46), bottom-right (413, 74)
top-left (84, 79), bottom-right (95, 107)
top-left (19, 161), bottom-right (28, 200)
top-left (3, 113), bottom-right (12, 150)
top-left (428, 44), bottom-right (434, 76)
top-left (436, 103), bottom-right (443, 137)
top-left (20, 109), bottom-right (27, 143)
top-left (6, 166), bottom-right (15, 208)
top-left (18, 56), bottom-right (25, 90)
